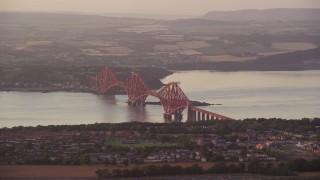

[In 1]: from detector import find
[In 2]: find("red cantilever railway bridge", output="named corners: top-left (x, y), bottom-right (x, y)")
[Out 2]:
top-left (89, 66), bottom-right (232, 122)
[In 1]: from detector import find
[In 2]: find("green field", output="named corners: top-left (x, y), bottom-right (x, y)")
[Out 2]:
top-left (157, 134), bottom-right (179, 137)
top-left (0, 57), bottom-right (31, 65)
top-left (105, 140), bottom-right (177, 148)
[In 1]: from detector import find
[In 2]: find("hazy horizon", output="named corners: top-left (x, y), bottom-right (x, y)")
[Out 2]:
top-left (1, 0), bottom-right (320, 15)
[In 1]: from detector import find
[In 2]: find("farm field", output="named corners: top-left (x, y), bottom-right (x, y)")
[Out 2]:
top-left (96, 46), bottom-right (135, 55)
top-left (81, 48), bottom-right (107, 55)
top-left (25, 40), bottom-right (53, 46)
top-left (1, 164), bottom-right (319, 179)
top-left (271, 42), bottom-right (317, 51)
top-left (178, 49), bottom-right (203, 55)
top-left (258, 51), bottom-right (291, 56)
top-left (201, 55), bottom-right (257, 62)
top-left (154, 44), bottom-right (180, 52)
top-left (0, 163), bottom-right (214, 179)
top-left (119, 25), bottom-right (168, 33)
top-left (177, 41), bottom-right (212, 49)
top-left (0, 165), bottom-right (105, 179)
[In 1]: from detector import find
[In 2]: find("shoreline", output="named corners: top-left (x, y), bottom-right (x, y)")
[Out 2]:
top-left (1, 118), bottom-right (318, 129)
top-left (2, 69), bottom-right (319, 94)
top-left (0, 87), bottom-right (95, 93)
top-left (0, 90), bottom-right (216, 107)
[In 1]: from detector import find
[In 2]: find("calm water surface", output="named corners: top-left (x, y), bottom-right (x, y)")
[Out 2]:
top-left (1, 71), bottom-right (319, 127)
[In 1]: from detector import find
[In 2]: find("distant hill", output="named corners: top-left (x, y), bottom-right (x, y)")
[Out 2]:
top-left (244, 47), bottom-right (320, 70)
top-left (161, 18), bottom-right (236, 26)
top-left (102, 13), bottom-right (197, 20)
top-left (203, 8), bottom-right (320, 21)
top-left (0, 12), bottom-right (155, 26)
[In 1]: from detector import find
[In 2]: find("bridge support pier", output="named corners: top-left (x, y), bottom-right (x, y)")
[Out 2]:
top-left (202, 113), bottom-right (206, 121)
top-left (164, 114), bottom-right (172, 122)
top-left (164, 113), bottom-right (183, 122)
top-left (187, 108), bottom-right (196, 121)
top-left (174, 113), bottom-right (183, 122)
top-left (127, 101), bottom-right (146, 106)
top-left (193, 111), bottom-right (196, 121)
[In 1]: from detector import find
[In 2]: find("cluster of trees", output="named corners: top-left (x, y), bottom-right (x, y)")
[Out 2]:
top-left (206, 162), bottom-right (245, 174)
top-left (96, 163), bottom-right (245, 178)
top-left (247, 161), bottom-right (295, 176)
top-left (286, 158), bottom-right (320, 172)
top-left (246, 158), bottom-right (320, 176)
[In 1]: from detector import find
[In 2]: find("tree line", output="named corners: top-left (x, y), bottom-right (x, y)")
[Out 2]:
top-left (96, 163), bottom-right (245, 179)
top-left (3, 118), bottom-right (319, 135)
top-left (96, 158), bottom-right (320, 178)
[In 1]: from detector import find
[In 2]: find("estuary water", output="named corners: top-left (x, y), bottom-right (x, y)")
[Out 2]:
top-left (0, 70), bottom-right (320, 127)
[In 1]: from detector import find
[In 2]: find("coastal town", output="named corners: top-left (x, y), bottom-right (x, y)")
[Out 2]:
top-left (1, 119), bottom-right (319, 166)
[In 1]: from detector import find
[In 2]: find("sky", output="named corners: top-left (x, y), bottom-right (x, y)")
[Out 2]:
top-left (0, 0), bottom-right (319, 15)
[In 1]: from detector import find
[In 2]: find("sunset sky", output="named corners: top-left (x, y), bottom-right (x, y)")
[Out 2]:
top-left (0, 0), bottom-right (319, 15)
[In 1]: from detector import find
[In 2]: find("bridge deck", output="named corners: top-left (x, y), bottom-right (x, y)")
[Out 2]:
top-left (189, 105), bottom-right (233, 120)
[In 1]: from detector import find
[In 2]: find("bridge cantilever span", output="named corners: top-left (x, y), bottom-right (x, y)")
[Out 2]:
top-left (124, 73), bottom-right (150, 106)
top-left (90, 66), bottom-right (232, 122)
top-left (95, 66), bottom-right (121, 94)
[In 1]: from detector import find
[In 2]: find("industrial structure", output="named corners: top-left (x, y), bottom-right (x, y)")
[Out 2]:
top-left (90, 66), bottom-right (232, 122)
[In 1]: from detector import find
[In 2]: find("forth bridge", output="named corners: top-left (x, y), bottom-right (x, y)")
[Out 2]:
top-left (89, 66), bottom-right (232, 122)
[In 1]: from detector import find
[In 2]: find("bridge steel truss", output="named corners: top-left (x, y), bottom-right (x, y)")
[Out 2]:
top-left (90, 66), bottom-right (232, 122)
